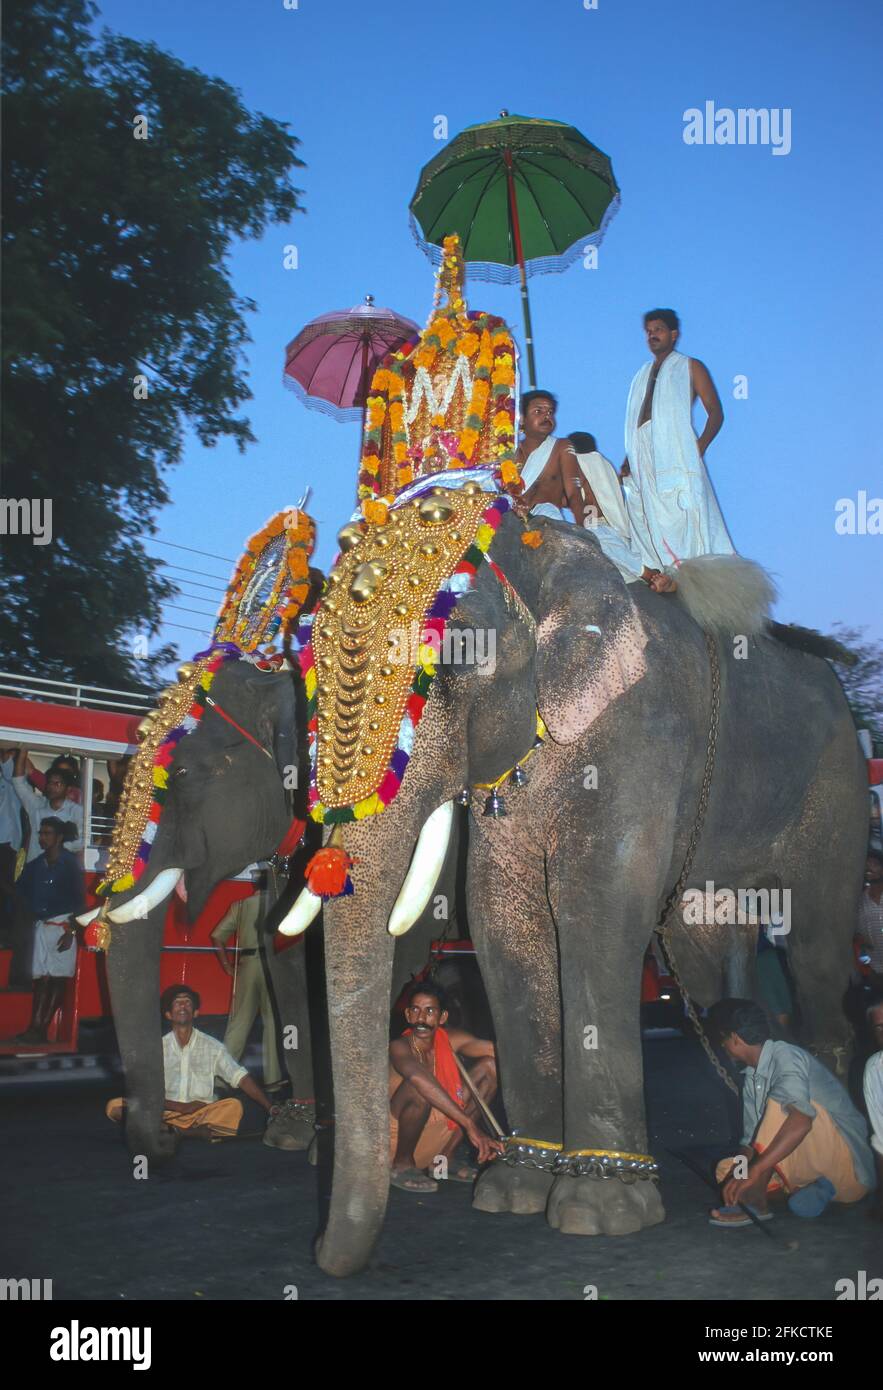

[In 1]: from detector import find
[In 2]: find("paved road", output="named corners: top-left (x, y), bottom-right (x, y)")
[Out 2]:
top-left (2, 1035), bottom-right (880, 1301)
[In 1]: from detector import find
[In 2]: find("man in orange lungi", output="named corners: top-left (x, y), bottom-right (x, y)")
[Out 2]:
top-left (706, 999), bottom-right (875, 1227)
top-left (389, 981), bottom-right (502, 1193)
top-left (106, 985), bottom-right (280, 1140)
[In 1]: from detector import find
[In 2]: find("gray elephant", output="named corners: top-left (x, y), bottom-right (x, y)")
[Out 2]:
top-left (87, 656), bottom-right (454, 1164)
top-left (280, 508), bottom-right (865, 1278)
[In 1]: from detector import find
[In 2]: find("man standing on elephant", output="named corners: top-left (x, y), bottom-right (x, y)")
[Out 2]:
top-left (622, 309), bottom-right (734, 582)
top-left (389, 981), bottom-right (502, 1192)
top-left (106, 985), bottom-right (281, 1140)
top-left (706, 1000), bottom-right (875, 1226)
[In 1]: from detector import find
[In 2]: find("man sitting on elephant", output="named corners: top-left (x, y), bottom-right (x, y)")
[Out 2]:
top-left (106, 985), bottom-right (282, 1141)
top-left (707, 999), bottom-right (875, 1227)
top-left (389, 981), bottom-right (503, 1192)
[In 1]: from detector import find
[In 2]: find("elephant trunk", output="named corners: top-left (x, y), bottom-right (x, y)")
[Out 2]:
top-left (105, 901), bottom-right (174, 1163)
top-left (313, 798), bottom-right (446, 1277)
top-left (315, 895), bottom-right (396, 1278)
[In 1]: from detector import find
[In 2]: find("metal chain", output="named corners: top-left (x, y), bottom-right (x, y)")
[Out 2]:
top-left (655, 632), bottom-right (739, 1096)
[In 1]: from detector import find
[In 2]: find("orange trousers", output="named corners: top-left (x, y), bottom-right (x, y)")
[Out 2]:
top-left (105, 1097), bottom-right (243, 1138)
top-left (715, 1098), bottom-right (868, 1202)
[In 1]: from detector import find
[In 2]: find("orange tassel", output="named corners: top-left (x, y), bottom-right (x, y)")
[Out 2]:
top-left (305, 845), bottom-right (353, 898)
top-left (521, 530), bottom-right (544, 548)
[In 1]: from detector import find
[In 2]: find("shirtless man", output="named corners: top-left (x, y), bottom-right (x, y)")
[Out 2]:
top-left (517, 391), bottom-right (586, 523)
top-left (389, 981), bottom-right (502, 1192)
top-left (622, 309), bottom-right (733, 588)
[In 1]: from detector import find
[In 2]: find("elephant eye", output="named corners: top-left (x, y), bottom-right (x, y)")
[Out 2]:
top-left (174, 767), bottom-right (188, 778)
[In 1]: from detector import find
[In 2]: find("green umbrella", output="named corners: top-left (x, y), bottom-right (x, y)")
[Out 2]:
top-left (409, 111), bottom-right (620, 388)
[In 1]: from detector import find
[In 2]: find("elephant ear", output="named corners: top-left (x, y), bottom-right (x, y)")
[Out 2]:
top-left (533, 525), bottom-right (648, 744)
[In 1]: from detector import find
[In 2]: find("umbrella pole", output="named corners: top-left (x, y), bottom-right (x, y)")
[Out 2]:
top-left (357, 334), bottom-right (370, 501)
top-left (504, 149), bottom-right (537, 389)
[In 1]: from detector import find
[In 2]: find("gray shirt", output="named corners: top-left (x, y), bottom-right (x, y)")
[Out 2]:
top-left (741, 1039), bottom-right (876, 1192)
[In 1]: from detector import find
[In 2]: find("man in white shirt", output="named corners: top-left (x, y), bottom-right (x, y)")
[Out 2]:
top-left (863, 998), bottom-right (883, 1220)
top-left (105, 985), bottom-right (281, 1140)
top-left (12, 748), bottom-right (83, 862)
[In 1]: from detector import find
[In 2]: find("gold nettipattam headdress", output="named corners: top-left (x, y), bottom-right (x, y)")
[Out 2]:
top-left (356, 235), bottom-right (521, 519)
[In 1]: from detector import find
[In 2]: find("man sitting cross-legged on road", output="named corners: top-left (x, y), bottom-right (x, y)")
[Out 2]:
top-left (389, 980), bottom-right (503, 1192)
top-left (106, 985), bottom-right (281, 1141)
top-left (706, 999), bottom-right (875, 1227)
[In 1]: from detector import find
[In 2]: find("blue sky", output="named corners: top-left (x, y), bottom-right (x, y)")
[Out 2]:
top-left (95, 0), bottom-right (883, 659)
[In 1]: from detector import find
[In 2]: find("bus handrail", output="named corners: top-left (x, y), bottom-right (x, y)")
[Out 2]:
top-left (0, 671), bottom-right (154, 714)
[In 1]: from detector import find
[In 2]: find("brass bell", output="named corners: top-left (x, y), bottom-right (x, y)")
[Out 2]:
top-left (482, 789), bottom-right (507, 818)
top-left (337, 521), bottom-right (365, 552)
top-left (510, 763), bottom-right (527, 788)
top-left (417, 496), bottom-right (454, 525)
top-left (455, 787), bottom-right (470, 806)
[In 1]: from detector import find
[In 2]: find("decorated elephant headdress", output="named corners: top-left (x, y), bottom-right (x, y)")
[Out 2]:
top-left (293, 239), bottom-right (534, 896)
top-left (93, 508), bottom-right (317, 925)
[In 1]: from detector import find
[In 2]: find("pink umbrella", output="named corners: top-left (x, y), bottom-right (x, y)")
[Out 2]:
top-left (283, 296), bottom-right (419, 437)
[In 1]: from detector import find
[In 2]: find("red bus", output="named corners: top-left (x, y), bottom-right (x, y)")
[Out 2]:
top-left (0, 671), bottom-right (254, 1059)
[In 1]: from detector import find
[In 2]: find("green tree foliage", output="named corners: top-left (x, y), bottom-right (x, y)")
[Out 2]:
top-left (1, 0), bottom-right (304, 687)
top-left (828, 624), bottom-right (883, 755)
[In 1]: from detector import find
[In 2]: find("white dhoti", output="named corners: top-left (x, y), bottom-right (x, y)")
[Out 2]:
top-left (571, 449), bottom-right (645, 583)
top-left (624, 352), bottom-right (734, 570)
top-left (32, 916), bottom-right (77, 978)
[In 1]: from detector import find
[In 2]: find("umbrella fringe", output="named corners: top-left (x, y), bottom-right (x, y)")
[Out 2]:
top-left (281, 371), bottom-right (364, 425)
top-left (409, 196), bottom-right (621, 285)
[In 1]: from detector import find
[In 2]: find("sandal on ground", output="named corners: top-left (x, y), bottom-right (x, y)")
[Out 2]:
top-left (446, 1162), bottom-right (479, 1183)
top-left (390, 1166), bottom-right (438, 1193)
top-left (708, 1203), bottom-right (774, 1227)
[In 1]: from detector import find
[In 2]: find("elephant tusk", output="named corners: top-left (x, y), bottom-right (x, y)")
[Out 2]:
top-left (76, 906), bottom-right (102, 927)
top-left (276, 886), bottom-right (322, 937)
top-left (387, 801), bottom-right (454, 938)
top-left (106, 868), bottom-right (184, 923)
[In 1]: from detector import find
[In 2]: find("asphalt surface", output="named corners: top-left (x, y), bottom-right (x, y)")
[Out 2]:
top-left (2, 1034), bottom-right (880, 1302)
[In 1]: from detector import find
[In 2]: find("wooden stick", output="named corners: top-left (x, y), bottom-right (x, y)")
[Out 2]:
top-left (452, 1051), bottom-right (505, 1137)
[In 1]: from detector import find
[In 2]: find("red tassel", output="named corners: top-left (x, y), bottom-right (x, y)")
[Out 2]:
top-left (305, 845), bottom-right (353, 899)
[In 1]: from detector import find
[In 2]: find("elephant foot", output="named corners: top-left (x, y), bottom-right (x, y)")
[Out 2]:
top-left (126, 1122), bottom-right (179, 1167)
top-left (547, 1175), bottom-right (666, 1236)
top-left (263, 1109), bottom-right (314, 1152)
top-left (472, 1160), bottom-right (554, 1215)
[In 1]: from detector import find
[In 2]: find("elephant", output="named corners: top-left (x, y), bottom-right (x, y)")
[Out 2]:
top-left (89, 656), bottom-right (458, 1165)
top-left (290, 508), bottom-right (866, 1278)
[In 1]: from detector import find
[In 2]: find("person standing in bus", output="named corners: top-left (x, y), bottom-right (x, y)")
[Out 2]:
top-left (12, 817), bottom-right (84, 1042)
top-left (11, 748), bottom-right (83, 861)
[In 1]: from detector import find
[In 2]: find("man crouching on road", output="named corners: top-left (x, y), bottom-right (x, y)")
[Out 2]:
top-left (389, 980), bottom-right (503, 1192)
top-left (706, 999), bottom-right (875, 1226)
top-left (106, 985), bottom-right (281, 1140)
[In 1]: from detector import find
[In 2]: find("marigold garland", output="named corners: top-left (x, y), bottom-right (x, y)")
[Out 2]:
top-left (356, 235), bottom-right (520, 514)
top-left (215, 507), bottom-right (316, 654)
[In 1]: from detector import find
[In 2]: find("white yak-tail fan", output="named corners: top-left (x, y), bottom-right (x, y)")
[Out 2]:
top-left (672, 555), bottom-right (777, 634)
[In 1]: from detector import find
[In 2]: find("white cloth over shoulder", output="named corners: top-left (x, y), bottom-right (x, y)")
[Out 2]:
top-left (623, 350), bottom-right (734, 568)
top-left (521, 436), bottom-right (565, 521)
top-left (570, 448), bottom-right (644, 583)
